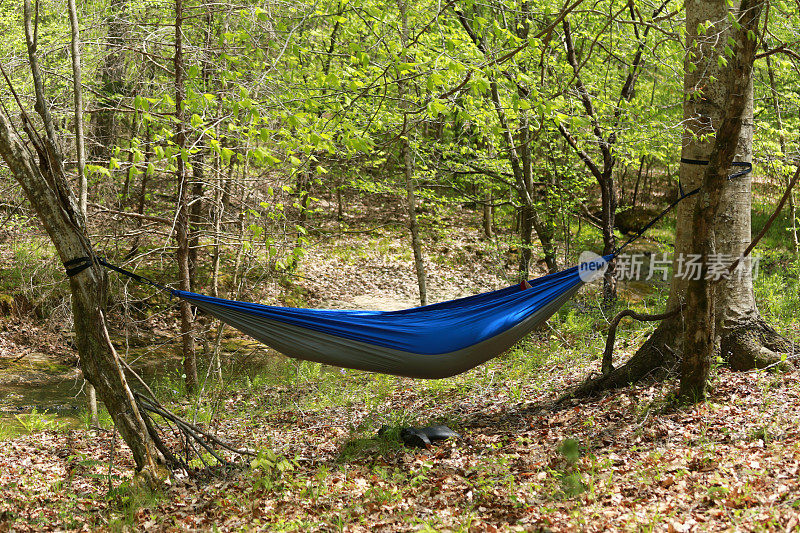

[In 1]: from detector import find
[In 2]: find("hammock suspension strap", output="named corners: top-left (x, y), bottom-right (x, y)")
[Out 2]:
top-left (63, 255), bottom-right (168, 292)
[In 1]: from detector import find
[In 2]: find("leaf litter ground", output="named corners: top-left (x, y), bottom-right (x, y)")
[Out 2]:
top-left (2, 368), bottom-right (800, 531)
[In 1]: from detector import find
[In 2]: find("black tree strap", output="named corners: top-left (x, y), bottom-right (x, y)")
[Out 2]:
top-left (63, 256), bottom-right (94, 277)
top-left (63, 255), bottom-right (169, 292)
top-left (613, 158), bottom-right (753, 256)
top-left (679, 158), bottom-right (752, 180)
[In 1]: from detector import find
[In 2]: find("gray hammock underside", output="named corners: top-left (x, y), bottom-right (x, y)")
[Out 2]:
top-left (183, 282), bottom-right (584, 379)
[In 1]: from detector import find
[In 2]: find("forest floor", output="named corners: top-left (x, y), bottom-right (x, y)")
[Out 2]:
top-left (1, 201), bottom-right (800, 531)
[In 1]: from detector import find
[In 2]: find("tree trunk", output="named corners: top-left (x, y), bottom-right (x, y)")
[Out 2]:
top-left (174, 0), bottom-right (198, 394)
top-left (518, 205), bottom-right (533, 280)
top-left (0, 109), bottom-right (167, 484)
top-left (573, 0), bottom-right (789, 399)
top-left (212, 159), bottom-right (231, 298)
top-left (519, 112), bottom-right (558, 275)
top-left (14, 3), bottom-right (167, 479)
top-left (631, 156), bottom-right (646, 209)
top-left (483, 190), bottom-right (493, 238)
top-left (679, 0), bottom-right (766, 400)
top-left (600, 172), bottom-right (617, 306)
top-left (189, 155), bottom-right (204, 293)
top-left (233, 157), bottom-right (249, 287)
top-left (397, 0), bottom-right (427, 306)
top-left (90, 0), bottom-right (127, 162)
top-left (401, 115), bottom-right (428, 306)
top-left (336, 180), bottom-right (345, 222)
top-left (67, 0), bottom-right (86, 214)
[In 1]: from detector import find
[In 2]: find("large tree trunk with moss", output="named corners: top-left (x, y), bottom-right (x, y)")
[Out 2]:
top-left (570, 0), bottom-right (789, 399)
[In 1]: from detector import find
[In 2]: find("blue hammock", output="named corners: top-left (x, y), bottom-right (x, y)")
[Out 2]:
top-left (168, 255), bottom-right (611, 379)
top-left (70, 253), bottom-right (610, 378)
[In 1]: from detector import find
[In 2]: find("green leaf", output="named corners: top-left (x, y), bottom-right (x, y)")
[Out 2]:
top-left (427, 72), bottom-right (444, 90)
top-left (427, 99), bottom-right (447, 118)
top-left (133, 95), bottom-right (148, 111)
top-left (86, 164), bottom-right (110, 177)
top-left (472, 76), bottom-right (490, 95)
top-left (697, 21), bottom-right (706, 35)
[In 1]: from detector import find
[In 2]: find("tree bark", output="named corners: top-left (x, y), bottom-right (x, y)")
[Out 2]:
top-left (174, 0), bottom-right (198, 394)
top-left (0, 106), bottom-right (167, 484)
top-left (679, 0), bottom-right (765, 400)
top-left (90, 0), bottom-right (127, 162)
top-left (397, 0), bottom-right (428, 306)
top-left (483, 190), bottom-right (493, 238)
top-left (189, 155), bottom-right (204, 293)
top-left (67, 0), bottom-right (86, 214)
top-left (401, 119), bottom-right (428, 306)
top-left (8, 2), bottom-right (168, 480)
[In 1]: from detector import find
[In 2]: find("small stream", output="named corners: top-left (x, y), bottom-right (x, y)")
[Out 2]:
top-left (0, 353), bottom-right (184, 434)
top-left (0, 336), bottom-right (281, 435)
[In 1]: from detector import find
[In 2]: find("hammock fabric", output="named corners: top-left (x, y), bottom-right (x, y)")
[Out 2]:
top-left (173, 257), bottom-right (609, 379)
top-left (67, 159), bottom-right (750, 379)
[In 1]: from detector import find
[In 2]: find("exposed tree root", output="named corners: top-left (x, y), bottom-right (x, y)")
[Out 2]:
top-left (721, 318), bottom-right (795, 371)
top-left (601, 307), bottom-right (681, 374)
top-left (560, 315), bottom-right (795, 404)
top-left (558, 322), bottom-right (679, 404)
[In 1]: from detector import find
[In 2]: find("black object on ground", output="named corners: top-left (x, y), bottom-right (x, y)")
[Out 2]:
top-left (380, 425), bottom-right (460, 448)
